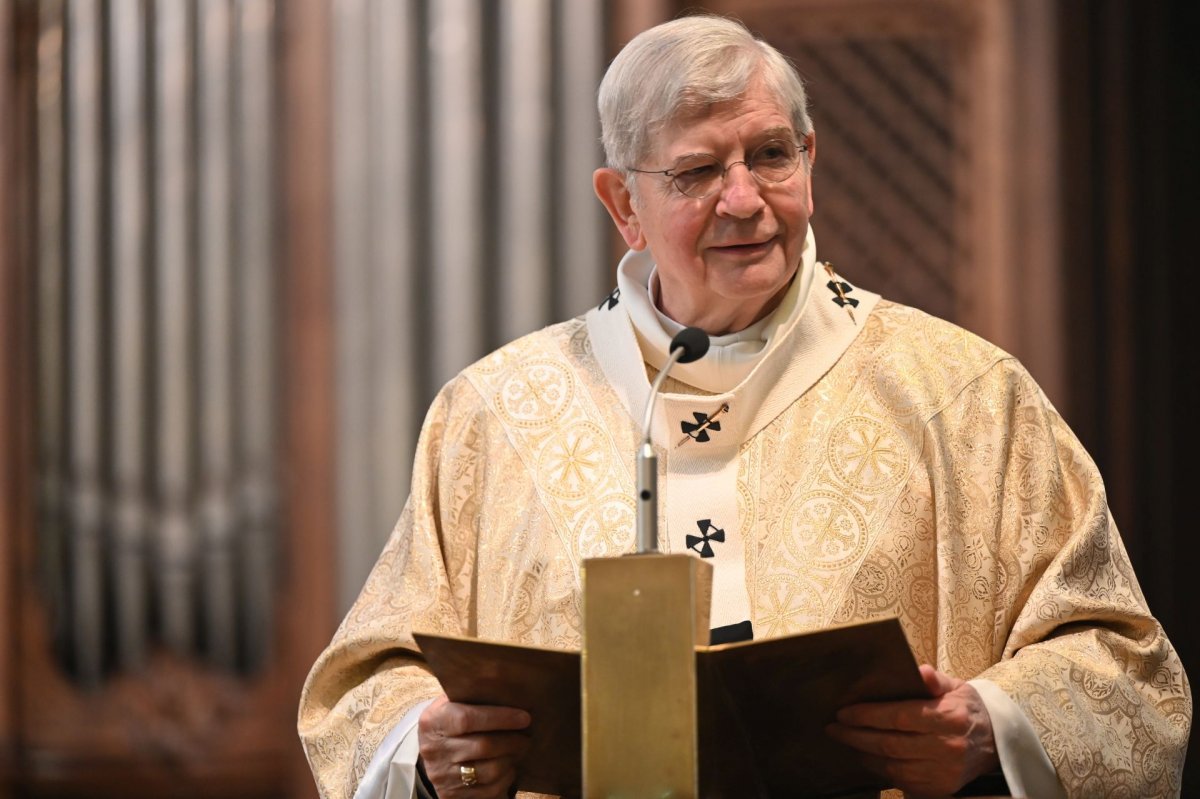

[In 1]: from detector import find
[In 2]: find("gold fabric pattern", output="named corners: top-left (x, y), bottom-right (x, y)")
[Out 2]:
top-left (299, 302), bottom-right (1189, 799)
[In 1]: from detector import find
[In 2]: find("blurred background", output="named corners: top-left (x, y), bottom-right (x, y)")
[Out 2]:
top-left (0, 0), bottom-right (1196, 796)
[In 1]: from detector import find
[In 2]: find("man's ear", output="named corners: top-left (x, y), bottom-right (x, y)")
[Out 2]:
top-left (593, 168), bottom-right (646, 251)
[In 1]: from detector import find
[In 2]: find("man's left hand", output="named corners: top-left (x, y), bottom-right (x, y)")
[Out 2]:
top-left (826, 664), bottom-right (999, 798)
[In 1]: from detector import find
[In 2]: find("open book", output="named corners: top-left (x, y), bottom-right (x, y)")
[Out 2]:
top-left (414, 617), bottom-right (927, 798)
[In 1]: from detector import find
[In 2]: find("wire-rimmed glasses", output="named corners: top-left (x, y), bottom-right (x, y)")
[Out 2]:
top-left (627, 138), bottom-right (808, 199)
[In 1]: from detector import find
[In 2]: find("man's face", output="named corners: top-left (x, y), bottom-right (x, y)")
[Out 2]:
top-left (603, 79), bottom-right (815, 335)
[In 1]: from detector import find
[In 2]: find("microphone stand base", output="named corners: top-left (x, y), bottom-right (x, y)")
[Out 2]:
top-left (581, 553), bottom-right (713, 798)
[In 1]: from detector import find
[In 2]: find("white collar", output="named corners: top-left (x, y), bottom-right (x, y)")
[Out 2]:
top-left (618, 225), bottom-right (818, 393)
top-left (587, 227), bottom-right (879, 450)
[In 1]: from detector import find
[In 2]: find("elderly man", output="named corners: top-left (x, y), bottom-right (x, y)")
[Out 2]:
top-left (299, 15), bottom-right (1190, 799)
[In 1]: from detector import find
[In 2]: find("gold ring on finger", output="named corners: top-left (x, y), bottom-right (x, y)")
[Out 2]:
top-left (459, 764), bottom-right (479, 787)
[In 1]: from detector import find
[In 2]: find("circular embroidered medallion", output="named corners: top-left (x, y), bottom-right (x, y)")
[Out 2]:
top-left (474, 347), bottom-right (511, 375)
top-left (870, 348), bottom-right (943, 417)
top-left (494, 358), bottom-right (574, 428)
top-left (537, 422), bottom-right (609, 500)
top-left (827, 416), bottom-right (909, 493)
top-left (782, 490), bottom-right (868, 571)
top-left (575, 493), bottom-right (635, 559)
top-left (756, 574), bottom-right (825, 638)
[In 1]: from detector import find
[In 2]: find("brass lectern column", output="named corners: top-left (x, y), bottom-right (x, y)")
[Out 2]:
top-left (581, 554), bottom-right (713, 798)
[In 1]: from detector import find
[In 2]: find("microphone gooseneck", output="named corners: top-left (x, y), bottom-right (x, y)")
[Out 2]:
top-left (636, 327), bottom-right (710, 553)
top-left (639, 328), bottom-right (711, 440)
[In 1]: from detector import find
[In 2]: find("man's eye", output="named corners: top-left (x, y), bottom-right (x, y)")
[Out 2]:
top-left (673, 161), bottom-right (719, 180)
top-left (754, 144), bottom-right (792, 165)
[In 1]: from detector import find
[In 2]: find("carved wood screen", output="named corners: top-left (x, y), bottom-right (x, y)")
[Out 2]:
top-left (766, 13), bottom-right (965, 323)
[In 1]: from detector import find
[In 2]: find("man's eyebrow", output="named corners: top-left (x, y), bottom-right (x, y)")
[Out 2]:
top-left (757, 126), bottom-right (796, 142)
top-left (666, 126), bottom-right (798, 161)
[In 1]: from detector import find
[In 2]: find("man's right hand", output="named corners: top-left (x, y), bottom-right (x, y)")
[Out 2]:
top-left (417, 694), bottom-right (532, 798)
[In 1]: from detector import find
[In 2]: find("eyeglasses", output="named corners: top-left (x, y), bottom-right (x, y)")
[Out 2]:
top-left (627, 138), bottom-right (808, 199)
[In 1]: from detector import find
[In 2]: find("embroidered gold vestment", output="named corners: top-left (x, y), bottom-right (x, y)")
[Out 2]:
top-left (299, 297), bottom-right (1190, 798)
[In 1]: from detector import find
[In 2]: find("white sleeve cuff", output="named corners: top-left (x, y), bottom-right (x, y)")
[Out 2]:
top-left (352, 699), bottom-right (437, 799)
top-left (969, 678), bottom-right (1066, 799)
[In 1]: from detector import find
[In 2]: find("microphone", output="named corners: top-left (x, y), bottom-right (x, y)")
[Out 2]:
top-left (636, 327), bottom-right (710, 553)
top-left (668, 326), bottom-right (710, 365)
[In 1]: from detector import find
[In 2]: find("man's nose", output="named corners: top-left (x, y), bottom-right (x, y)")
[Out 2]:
top-left (716, 162), bottom-right (766, 218)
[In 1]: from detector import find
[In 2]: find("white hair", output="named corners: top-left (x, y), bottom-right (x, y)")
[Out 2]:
top-left (598, 15), bottom-right (813, 172)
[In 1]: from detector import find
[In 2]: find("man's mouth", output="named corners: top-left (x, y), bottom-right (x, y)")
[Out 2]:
top-left (712, 237), bottom-right (774, 255)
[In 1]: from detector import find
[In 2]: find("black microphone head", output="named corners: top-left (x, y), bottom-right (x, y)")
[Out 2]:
top-left (671, 327), bottom-right (710, 364)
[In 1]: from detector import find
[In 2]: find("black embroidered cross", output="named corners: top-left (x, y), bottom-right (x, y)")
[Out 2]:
top-left (823, 263), bottom-right (858, 324)
top-left (687, 519), bottom-right (725, 558)
top-left (681, 410), bottom-right (723, 443)
top-left (598, 287), bottom-right (620, 311)
top-left (826, 280), bottom-right (858, 308)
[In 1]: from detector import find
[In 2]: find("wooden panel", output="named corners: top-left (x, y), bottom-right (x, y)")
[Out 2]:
top-left (278, 0), bottom-right (337, 796)
top-left (0, 0), bottom-right (29, 792)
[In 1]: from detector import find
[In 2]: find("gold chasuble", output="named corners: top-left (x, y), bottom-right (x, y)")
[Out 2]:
top-left (299, 267), bottom-right (1190, 797)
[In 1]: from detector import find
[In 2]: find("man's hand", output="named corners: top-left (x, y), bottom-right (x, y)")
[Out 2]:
top-left (826, 664), bottom-right (999, 798)
top-left (417, 695), bottom-right (532, 798)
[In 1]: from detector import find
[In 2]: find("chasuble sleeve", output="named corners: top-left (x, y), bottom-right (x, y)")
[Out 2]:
top-left (926, 359), bottom-right (1191, 797)
top-left (298, 378), bottom-right (490, 799)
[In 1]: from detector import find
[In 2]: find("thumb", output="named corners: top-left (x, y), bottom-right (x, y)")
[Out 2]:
top-left (919, 663), bottom-right (958, 697)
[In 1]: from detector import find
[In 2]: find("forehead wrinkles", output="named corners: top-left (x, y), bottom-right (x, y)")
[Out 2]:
top-left (658, 92), bottom-right (793, 158)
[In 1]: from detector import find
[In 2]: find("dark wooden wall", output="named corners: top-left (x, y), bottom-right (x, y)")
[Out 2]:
top-left (0, 0), bottom-right (20, 787)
